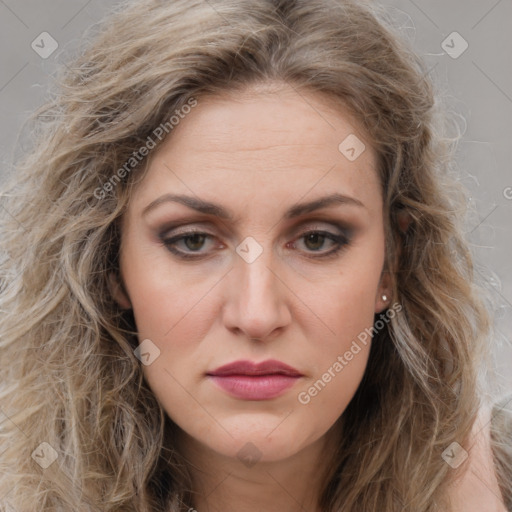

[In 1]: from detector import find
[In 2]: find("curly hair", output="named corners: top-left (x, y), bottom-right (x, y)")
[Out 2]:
top-left (0, 0), bottom-right (508, 510)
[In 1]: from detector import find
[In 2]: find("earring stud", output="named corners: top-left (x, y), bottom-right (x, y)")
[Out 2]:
top-left (382, 294), bottom-right (388, 302)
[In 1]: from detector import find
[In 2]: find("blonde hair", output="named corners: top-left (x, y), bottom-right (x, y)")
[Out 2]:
top-left (0, 0), bottom-right (509, 510)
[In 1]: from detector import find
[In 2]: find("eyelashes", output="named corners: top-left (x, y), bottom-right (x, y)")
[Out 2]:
top-left (162, 232), bottom-right (217, 259)
top-left (159, 229), bottom-right (351, 261)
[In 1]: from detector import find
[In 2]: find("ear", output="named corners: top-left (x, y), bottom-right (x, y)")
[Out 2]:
top-left (108, 271), bottom-right (132, 310)
top-left (375, 270), bottom-right (392, 314)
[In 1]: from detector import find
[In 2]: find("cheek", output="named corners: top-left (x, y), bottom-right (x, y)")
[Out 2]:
top-left (296, 345), bottom-right (370, 431)
top-left (314, 250), bottom-right (384, 346)
top-left (297, 288), bottom-right (375, 408)
top-left (119, 238), bottom-right (225, 408)
top-left (120, 233), bottom-right (219, 342)
top-left (296, 249), bottom-right (383, 412)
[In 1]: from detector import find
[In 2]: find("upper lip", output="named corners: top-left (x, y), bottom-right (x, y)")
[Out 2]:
top-left (207, 359), bottom-right (303, 377)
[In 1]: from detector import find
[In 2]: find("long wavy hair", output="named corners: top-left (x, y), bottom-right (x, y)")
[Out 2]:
top-left (0, 0), bottom-right (509, 510)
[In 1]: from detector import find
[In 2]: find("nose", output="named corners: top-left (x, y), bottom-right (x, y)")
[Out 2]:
top-left (221, 245), bottom-right (291, 342)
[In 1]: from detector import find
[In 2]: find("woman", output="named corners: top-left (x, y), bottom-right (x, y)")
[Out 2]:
top-left (0, 0), bottom-right (510, 510)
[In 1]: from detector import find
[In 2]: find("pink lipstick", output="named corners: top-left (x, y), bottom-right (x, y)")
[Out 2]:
top-left (206, 359), bottom-right (303, 400)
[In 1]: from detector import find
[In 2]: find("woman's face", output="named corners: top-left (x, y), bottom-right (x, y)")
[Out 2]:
top-left (115, 84), bottom-right (389, 463)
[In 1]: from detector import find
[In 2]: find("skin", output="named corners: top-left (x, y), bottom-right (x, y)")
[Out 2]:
top-left (449, 406), bottom-right (509, 512)
top-left (113, 83), bottom-right (392, 512)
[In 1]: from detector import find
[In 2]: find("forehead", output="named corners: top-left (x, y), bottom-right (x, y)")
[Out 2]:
top-left (165, 85), bottom-right (372, 160)
top-left (128, 84), bottom-right (381, 217)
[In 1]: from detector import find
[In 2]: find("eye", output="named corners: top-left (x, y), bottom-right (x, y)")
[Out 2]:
top-left (161, 231), bottom-right (218, 259)
top-left (290, 230), bottom-right (350, 258)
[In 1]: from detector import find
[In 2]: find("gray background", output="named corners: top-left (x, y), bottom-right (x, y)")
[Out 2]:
top-left (0, 0), bottom-right (511, 391)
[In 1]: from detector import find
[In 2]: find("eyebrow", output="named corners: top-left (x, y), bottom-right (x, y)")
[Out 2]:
top-left (142, 192), bottom-right (365, 220)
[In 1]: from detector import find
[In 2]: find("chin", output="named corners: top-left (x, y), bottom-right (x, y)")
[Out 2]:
top-left (186, 414), bottom-right (324, 464)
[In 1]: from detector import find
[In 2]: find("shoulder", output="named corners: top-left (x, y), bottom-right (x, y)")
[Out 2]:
top-left (447, 404), bottom-right (509, 512)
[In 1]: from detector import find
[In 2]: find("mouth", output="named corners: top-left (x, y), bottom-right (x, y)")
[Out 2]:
top-left (206, 359), bottom-right (303, 400)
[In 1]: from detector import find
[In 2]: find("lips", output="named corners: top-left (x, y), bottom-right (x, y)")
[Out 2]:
top-left (206, 359), bottom-right (303, 400)
top-left (207, 359), bottom-right (303, 377)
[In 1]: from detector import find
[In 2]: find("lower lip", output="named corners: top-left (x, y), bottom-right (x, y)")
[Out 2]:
top-left (208, 374), bottom-right (301, 400)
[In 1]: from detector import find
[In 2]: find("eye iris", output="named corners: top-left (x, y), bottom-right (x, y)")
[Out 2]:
top-left (184, 234), bottom-right (206, 251)
top-left (304, 233), bottom-right (325, 251)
